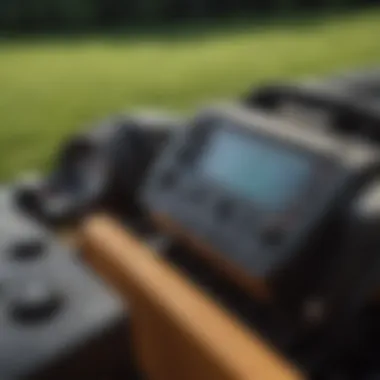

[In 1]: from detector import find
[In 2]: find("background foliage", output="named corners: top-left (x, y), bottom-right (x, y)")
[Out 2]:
top-left (0, 0), bottom-right (378, 33)
top-left (0, 3), bottom-right (380, 180)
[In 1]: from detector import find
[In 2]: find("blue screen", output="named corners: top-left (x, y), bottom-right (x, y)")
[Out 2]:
top-left (199, 130), bottom-right (311, 210)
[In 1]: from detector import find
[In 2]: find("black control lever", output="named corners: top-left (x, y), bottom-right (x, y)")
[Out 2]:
top-left (14, 112), bottom-right (180, 227)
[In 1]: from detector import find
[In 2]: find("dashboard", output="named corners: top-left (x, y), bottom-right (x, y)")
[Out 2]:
top-left (141, 104), bottom-right (380, 300)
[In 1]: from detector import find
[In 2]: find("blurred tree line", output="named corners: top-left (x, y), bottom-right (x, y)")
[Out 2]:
top-left (0, 0), bottom-right (378, 33)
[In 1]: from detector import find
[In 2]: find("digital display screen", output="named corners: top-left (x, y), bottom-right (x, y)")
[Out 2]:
top-left (198, 129), bottom-right (311, 210)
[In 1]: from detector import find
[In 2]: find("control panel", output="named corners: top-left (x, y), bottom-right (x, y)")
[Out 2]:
top-left (141, 104), bottom-right (380, 299)
top-left (0, 186), bottom-right (128, 380)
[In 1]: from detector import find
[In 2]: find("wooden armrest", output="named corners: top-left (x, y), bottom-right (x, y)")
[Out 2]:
top-left (76, 214), bottom-right (304, 380)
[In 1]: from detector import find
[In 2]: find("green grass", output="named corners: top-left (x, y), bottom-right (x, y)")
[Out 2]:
top-left (1, 8), bottom-right (380, 181)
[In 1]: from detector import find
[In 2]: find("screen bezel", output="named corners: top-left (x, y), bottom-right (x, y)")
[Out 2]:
top-left (180, 114), bottom-right (341, 221)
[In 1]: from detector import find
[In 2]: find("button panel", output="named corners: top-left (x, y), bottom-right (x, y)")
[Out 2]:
top-left (0, 187), bottom-right (125, 380)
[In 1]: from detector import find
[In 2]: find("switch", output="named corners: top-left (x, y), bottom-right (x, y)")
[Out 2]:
top-left (9, 281), bottom-right (63, 325)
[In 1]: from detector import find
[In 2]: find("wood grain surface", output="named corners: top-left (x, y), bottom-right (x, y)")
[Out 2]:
top-left (76, 214), bottom-right (304, 380)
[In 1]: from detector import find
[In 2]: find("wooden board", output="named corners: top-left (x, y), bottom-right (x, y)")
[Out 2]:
top-left (76, 214), bottom-right (304, 380)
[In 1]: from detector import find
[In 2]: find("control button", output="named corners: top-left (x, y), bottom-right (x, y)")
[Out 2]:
top-left (260, 223), bottom-right (285, 246)
top-left (9, 237), bottom-right (46, 261)
top-left (9, 281), bottom-right (63, 325)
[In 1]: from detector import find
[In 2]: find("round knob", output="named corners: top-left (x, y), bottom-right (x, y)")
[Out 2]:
top-left (9, 281), bottom-right (63, 325)
top-left (13, 172), bottom-right (47, 221)
top-left (9, 237), bottom-right (46, 261)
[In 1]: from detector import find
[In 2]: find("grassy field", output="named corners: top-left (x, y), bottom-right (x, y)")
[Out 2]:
top-left (1, 8), bottom-right (380, 181)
